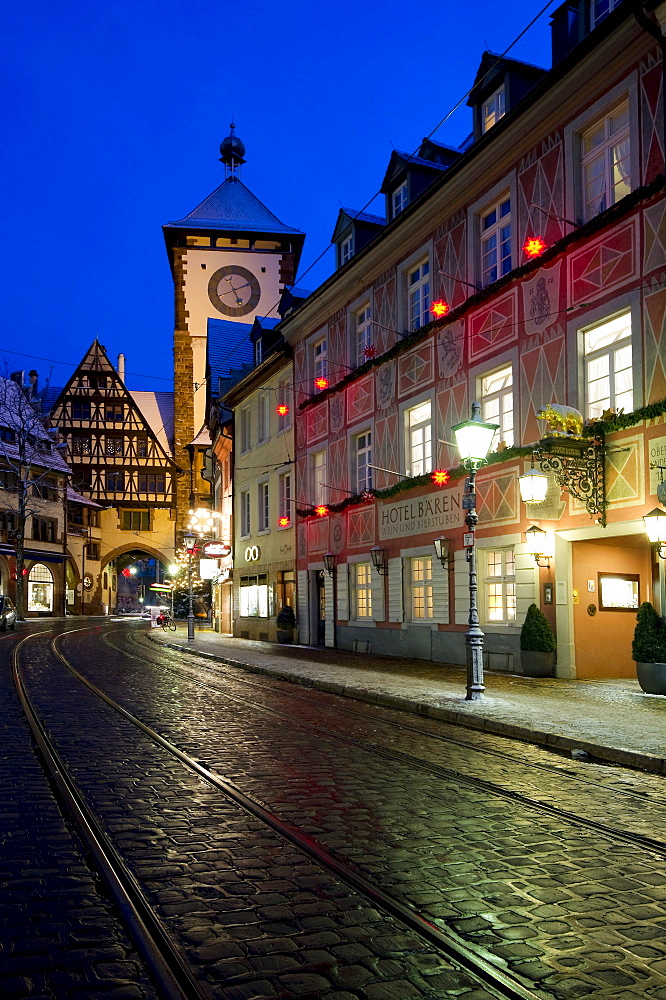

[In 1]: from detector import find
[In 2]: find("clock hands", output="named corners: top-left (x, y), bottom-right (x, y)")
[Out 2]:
top-left (220, 274), bottom-right (246, 306)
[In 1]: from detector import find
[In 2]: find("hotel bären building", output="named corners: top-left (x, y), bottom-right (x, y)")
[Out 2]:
top-left (277, 1), bottom-right (666, 679)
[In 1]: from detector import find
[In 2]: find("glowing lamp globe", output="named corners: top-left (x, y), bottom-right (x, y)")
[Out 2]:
top-left (525, 524), bottom-right (548, 557)
top-left (451, 403), bottom-right (499, 469)
top-left (518, 467), bottom-right (549, 504)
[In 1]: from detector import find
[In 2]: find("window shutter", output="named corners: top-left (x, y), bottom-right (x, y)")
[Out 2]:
top-left (371, 569), bottom-right (385, 622)
top-left (431, 555), bottom-right (449, 624)
top-left (297, 570), bottom-right (309, 644)
top-left (336, 563), bottom-right (349, 621)
top-left (324, 573), bottom-right (335, 646)
top-left (388, 557), bottom-right (404, 622)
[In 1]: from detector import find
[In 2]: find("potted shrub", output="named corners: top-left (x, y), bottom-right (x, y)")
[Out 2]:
top-left (632, 601), bottom-right (666, 695)
top-left (520, 603), bottom-right (556, 677)
top-left (276, 605), bottom-right (296, 644)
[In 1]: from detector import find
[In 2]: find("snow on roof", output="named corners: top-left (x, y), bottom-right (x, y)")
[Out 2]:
top-left (130, 391), bottom-right (174, 454)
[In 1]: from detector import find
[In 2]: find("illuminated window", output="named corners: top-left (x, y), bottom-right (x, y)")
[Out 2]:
top-left (480, 364), bottom-right (514, 450)
top-left (406, 400), bottom-right (432, 477)
top-left (312, 449), bottom-right (327, 506)
top-left (239, 574), bottom-right (268, 618)
top-left (411, 556), bottom-right (433, 620)
top-left (392, 181), bottom-right (408, 217)
top-left (485, 549), bottom-right (516, 624)
top-left (71, 434), bottom-right (91, 456)
top-left (482, 86), bottom-right (505, 132)
top-left (581, 102), bottom-right (630, 221)
top-left (354, 563), bottom-right (372, 619)
top-left (28, 563), bottom-right (54, 612)
top-left (408, 261), bottom-right (430, 331)
top-left (354, 431), bottom-right (372, 493)
top-left (106, 435), bottom-right (123, 456)
top-left (481, 197), bottom-right (511, 285)
top-left (355, 305), bottom-right (372, 366)
top-left (583, 310), bottom-right (632, 420)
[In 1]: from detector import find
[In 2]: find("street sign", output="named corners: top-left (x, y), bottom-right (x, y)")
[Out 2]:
top-left (463, 532), bottom-right (475, 547)
top-left (462, 493), bottom-right (477, 509)
top-left (202, 541), bottom-right (232, 557)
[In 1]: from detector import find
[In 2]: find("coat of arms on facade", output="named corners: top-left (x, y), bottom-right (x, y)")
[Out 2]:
top-left (329, 396), bottom-right (344, 434)
top-left (376, 361), bottom-right (395, 408)
top-left (529, 276), bottom-right (550, 327)
top-left (437, 325), bottom-right (462, 378)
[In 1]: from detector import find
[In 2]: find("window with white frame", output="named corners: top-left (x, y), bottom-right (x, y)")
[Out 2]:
top-left (483, 86), bottom-right (505, 132)
top-left (581, 101), bottom-right (630, 222)
top-left (355, 305), bottom-right (372, 366)
top-left (411, 556), bottom-right (433, 620)
top-left (255, 340), bottom-right (263, 365)
top-left (278, 471), bottom-right (292, 523)
top-left (485, 548), bottom-right (516, 624)
top-left (257, 393), bottom-right (269, 443)
top-left (583, 310), bottom-right (633, 420)
top-left (312, 449), bottom-right (327, 505)
top-left (240, 490), bottom-right (250, 537)
top-left (353, 562), bottom-right (372, 618)
top-left (341, 234), bottom-right (353, 264)
top-left (312, 337), bottom-right (327, 382)
top-left (277, 380), bottom-right (292, 431)
top-left (408, 260), bottom-right (430, 331)
top-left (481, 197), bottom-right (511, 285)
top-left (406, 400), bottom-right (432, 477)
top-left (354, 431), bottom-right (372, 493)
top-left (592, 0), bottom-right (622, 27)
top-left (239, 574), bottom-right (268, 617)
top-left (240, 407), bottom-right (251, 453)
top-left (480, 364), bottom-right (514, 450)
top-left (258, 481), bottom-right (269, 531)
top-left (392, 181), bottom-right (408, 217)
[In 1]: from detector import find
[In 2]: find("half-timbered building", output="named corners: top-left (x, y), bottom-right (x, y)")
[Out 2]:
top-left (50, 340), bottom-right (180, 612)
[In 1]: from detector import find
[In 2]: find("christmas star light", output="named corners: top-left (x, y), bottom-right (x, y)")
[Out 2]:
top-left (523, 236), bottom-right (547, 259)
top-left (363, 344), bottom-right (377, 359)
top-left (314, 377), bottom-right (329, 390)
top-left (276, 403), bottom-right (289, 416)
top-left (361, 490), bottom-right (375, 503)
top-left (431, 469), bottom-right (451, 486)
top-left (431, 300), bottom-right (449, 318)
top-left (278, 515), bottom-right (291, 527)
top-left (314, 504), bottom-right (329, 517)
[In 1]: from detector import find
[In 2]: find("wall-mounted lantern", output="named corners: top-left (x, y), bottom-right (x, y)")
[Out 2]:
top-left (323, 552), bottom-right (336, 576)
top-left (370, 546), bottom-right (388, 576)
top-left (643, 508), bottom-right (666, 559)
top-left (525, 525), bottom-right (551, 568)
top-left (433, 535), bottom-right (451, 569)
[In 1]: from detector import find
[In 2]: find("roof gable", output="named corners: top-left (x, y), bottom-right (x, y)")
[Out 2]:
top-left (164, 176), bottom-right (304, 236)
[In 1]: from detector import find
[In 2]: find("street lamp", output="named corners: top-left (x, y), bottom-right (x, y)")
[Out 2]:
top-left (525, 525), bottom-right (551, 568)
top-left (451, 402), bottom-right (499, 700)
top-left (643, 508), bottom-right (666, 559)
top-left (183, 530), bottom-right (197, 641)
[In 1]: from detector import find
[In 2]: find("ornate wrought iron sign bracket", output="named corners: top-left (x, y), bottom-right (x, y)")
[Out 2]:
top-left (535, 434), bottom-right (607, 527)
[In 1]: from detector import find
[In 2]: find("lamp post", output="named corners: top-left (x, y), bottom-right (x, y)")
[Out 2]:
top-left (451, 402), bottom-right (499, 700)
top-left (183, 530), bottom-right (197, 641)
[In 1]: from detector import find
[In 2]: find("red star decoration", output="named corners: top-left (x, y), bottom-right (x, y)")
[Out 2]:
top-left (363, 344), bottom-right (376, 359)
top-left (314, 377), bottom-right (329, 390)
top-left (431, 300), bottom-right (449, 319)
top-left (523, 236), bottom-right (547, 259)
top-left (276, 404), bottom-right (289, 416)
top-left (431, 469), bottom-right (451, 486)
top-left (314, 505), bottom-right (329, 517)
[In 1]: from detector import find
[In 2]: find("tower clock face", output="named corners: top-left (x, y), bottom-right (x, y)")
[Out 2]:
top-left (208, 265), bottom-right (261, 317)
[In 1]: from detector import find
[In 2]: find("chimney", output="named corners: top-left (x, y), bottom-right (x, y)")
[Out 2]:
top-left (28, 370), bottom-right (38, 396)
top-left (117, 353), bottom-right (125, 382)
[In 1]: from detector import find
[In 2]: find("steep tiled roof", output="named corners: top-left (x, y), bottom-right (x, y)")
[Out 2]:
top-left (207, 318), bottom-right (255, 393)
top-left (164, 176), bottom-right (304, 235)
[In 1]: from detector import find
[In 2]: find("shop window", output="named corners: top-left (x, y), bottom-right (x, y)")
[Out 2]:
top-left (28, 563), bottom-right (54, 612)
top-left (239, 574), bottom-right (268, 617)
top-left (277, 570), bottom-right (295, 608)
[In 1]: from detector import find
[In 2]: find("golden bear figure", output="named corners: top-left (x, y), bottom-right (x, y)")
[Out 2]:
top-left (536, 402), bottom-right (584, 438)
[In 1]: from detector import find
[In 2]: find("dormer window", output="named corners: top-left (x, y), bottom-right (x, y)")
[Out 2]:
top-left (341, 235), bottom-right (354, 264)
top-left (592, 0), bottom-right (622, 28)
top-left (392, 182), bottom-right (408, 217)
top-left (483, 86), bottom-right (505, 132)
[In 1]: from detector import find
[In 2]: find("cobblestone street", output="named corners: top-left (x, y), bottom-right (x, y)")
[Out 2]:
top-left (3, 620), bottom-right (666, 1000)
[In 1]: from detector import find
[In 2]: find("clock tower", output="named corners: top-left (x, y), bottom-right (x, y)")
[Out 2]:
top-left (163, 126), bottom-right (304, 527)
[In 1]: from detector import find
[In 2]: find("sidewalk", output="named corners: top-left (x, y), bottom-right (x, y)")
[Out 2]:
top-left (150, 626), bottom-right (666, 774)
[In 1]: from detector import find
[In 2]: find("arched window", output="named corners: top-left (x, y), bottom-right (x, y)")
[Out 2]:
top-left (28, 563), bottom-right (54, 612)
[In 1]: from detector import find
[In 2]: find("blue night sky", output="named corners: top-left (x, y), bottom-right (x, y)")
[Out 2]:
top-left (2, 1), bottom-right (555, 392)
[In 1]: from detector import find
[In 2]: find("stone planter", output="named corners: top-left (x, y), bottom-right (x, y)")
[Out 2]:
top-left (276, 629), bottom-right (294, 644)
top-left (520, 649), bottom-right (555, 677)
top-left (636, 661), bottom-right (666, 695)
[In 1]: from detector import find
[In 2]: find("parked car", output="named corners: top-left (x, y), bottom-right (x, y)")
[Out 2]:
top-left (0, 596), bottom-right (17, 630)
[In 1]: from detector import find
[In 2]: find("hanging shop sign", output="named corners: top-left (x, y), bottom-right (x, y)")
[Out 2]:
top-left (202, 541), bottom-right (232, 557)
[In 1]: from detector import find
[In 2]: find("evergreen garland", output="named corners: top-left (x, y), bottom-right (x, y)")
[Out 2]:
top-left (586, 396), bottom-right (666, 435)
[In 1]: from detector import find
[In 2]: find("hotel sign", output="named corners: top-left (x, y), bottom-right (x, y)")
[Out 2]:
top-left (378, 487), bottom-right (463, 540)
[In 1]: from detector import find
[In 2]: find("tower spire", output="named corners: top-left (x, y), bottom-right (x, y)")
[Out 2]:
top-left (219, 122), bottom-right (246, 179)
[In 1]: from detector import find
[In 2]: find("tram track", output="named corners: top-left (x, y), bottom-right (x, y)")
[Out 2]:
top-left (13, 621), bottom-right (549, 1000)
top-left (110, 628), bottom-right (666, 858)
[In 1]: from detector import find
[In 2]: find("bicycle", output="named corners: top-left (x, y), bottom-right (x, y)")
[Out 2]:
top-left (156, 612), bottom-right (177, 631)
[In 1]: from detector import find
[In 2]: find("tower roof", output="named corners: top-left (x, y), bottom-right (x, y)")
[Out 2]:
top-left (164, 176), bottom-right (304, 237)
